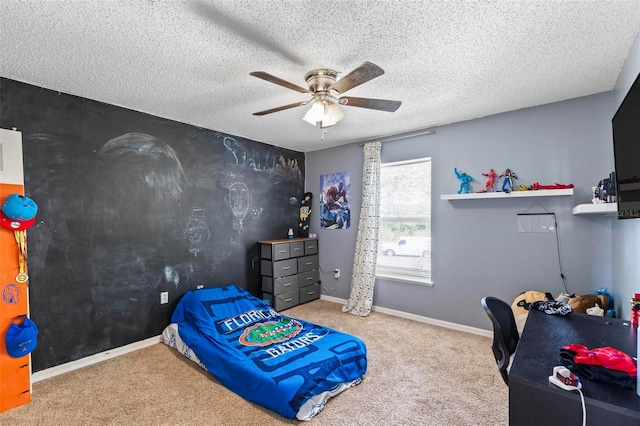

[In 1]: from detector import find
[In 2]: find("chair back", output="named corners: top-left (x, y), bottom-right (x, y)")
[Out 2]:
top-left (481, 296), bottom-right (520, 386)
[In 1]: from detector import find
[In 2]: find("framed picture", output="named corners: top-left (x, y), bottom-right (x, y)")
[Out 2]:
top-left (320, 172), bottom-right (350, 229)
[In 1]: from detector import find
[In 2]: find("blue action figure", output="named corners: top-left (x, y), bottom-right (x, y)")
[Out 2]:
top-left (454, 168), bottom-right (473, 194)
top-left (500, 168), bottom-right (518, 193)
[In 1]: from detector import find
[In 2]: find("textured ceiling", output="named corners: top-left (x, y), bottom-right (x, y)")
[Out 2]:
top-left (1, 1), bottom-right (639, 152)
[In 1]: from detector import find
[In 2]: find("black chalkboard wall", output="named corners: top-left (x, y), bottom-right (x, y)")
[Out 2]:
top-left (0, 78), bottom-right (305, 371)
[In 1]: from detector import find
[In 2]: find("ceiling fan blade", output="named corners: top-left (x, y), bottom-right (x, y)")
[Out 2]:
top-left (190, 1), bottom-right (304, 65)
top-left (253, 101), bottom-right (310, 116)
top-left (250, 72), bottom-right (312, 94)
top-left (329, 62), bottom-right (385, 94)
top-left (338, 96), bottom-right (402, 112)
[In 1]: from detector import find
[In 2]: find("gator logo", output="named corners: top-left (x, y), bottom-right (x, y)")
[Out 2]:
top-left (239, 317), bottom-right (302, 346)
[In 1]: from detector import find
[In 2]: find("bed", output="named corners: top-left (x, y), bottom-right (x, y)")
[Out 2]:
top-left (161, 285), bottom-right (367, 420)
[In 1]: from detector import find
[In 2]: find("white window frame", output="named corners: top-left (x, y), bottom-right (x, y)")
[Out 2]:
top-left (375, 157), bottom-right (433, 286)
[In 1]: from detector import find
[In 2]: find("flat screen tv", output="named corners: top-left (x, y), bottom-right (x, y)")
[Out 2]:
top-left (612, 72), bottom-right (640, 219)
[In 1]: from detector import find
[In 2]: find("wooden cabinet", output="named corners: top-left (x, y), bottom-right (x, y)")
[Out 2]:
top-left (259, 238), bottom-right (320, 311)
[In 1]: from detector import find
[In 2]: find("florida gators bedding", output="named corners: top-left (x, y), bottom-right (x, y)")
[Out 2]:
top-left (164, 285), bottom-right (367, 420)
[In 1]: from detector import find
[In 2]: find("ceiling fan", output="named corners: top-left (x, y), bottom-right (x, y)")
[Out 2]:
top-left (250, 62), bottom-right (402, 130)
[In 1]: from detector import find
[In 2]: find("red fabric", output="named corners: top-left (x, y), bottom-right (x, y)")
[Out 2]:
top-left (561, 343), bottom-right (637, 376)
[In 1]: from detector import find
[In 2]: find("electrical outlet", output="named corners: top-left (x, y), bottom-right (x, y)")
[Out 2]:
top-left (334, 268), bottom-right (340, 279)
top-left (160, 291), bottom-right (169, 304)
top-left (196, 284), bottom-right (204, 289)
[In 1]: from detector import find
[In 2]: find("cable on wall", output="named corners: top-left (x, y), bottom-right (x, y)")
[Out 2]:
top-left (552, 212), bottom-right (571, 295)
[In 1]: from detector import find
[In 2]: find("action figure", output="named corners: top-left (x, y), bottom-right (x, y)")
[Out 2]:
top-left (480, 168), bottom-right (498, 192)
top-left (500, 168), bottom-right (518, 193)
top-left (454, 168), bottom-right (473, 194)
top-left (531, 182), bottom-right (574, 190)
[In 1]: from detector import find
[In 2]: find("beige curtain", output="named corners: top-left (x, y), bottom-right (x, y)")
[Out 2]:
top-left (342, 141), bottom-right (381, 316)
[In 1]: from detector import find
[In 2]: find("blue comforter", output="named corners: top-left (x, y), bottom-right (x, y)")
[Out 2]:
top-left (170, 285), bottom-right (367, 419)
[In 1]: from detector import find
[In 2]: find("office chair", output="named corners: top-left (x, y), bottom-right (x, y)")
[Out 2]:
top-left (481, 296), bottom-right (520, 386)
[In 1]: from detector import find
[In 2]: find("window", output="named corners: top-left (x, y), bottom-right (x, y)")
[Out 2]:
top-left (376, 157), bottom-right (432, 285)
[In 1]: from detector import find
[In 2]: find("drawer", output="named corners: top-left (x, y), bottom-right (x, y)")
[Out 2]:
top-left (262, 258), bottom-right (298, 277)
top-left (273, 289), bottom-right (299, 311)
top-left (304, 240), bottom-right (318, 255)
top-left (290, 241), bottom-right (305, 257)
top-left (298, 269), bottom-right (320, 287)
top-left (262, 275), bottom-right (299, 294)
top-left (261, 243), bottom-right (290, 261)
top-left (298, 255), bottom-right (318, 273)
top-left (261, 259), bottom-right (273, 277)
top-left (300, 283), bottom-right (321, 304)
top-left (273, 258), bottom-right (298, 277)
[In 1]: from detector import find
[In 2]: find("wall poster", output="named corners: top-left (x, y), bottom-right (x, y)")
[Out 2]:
top-left (320, 171), bottom-right (350, 229)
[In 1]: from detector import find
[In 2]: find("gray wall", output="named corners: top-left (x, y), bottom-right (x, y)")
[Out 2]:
top-left (307, 92), bottom-right (618, 330)
top-left (612, 31), bottom-right (640, 320)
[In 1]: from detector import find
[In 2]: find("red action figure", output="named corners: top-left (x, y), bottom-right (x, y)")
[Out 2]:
top-left (480, 168), bottom-right (498, 192)
top-left (530, 182), bottom-right (574, 190)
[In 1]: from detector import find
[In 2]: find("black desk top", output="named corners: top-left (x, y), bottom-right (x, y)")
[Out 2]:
top-left (510, 309), bottom-right (639, 417)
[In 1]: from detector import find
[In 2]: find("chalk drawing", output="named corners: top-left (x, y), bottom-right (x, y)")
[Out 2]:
top-left (273, 155), bottom-right (303, 184)
top-left (164, 265), bottom-right (180, 287)
top-left (183, 207), bottom-right (210, 256)
top-left (223, 136), bottom-right (265, 171)
top-left (252, 207), bottom-right (264, 218)
top-left (98, 132), bottom-right (186, 201)
top-left (225, 182), bottom-right (250, 229)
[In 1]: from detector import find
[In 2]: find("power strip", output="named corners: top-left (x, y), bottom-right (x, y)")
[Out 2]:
top-left (549, 374), bottom-right (582, 391)
top-left (549, 366), bottom-right (582, 391)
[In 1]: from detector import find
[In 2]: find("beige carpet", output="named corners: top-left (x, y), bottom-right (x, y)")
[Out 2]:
top-left (0, 299), bottom-right (508, 425)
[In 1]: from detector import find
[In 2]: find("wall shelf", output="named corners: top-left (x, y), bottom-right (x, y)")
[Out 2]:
top-left (620, 182), bottom-right (640, 191)
top-left (440, 189), bottom-right (573, 200)
top-left (572, 203), bottom-right (617, 215)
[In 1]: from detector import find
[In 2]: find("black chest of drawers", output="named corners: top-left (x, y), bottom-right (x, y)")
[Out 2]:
top-left (259, 238), bottom-right (320, 311)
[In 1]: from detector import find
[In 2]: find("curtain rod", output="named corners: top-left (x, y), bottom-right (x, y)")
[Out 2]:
top-left (357, 127), bottom-right (435, 146)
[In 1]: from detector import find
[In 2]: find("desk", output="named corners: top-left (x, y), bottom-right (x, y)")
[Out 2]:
top-left (509, 309), bottom-right (639, 425)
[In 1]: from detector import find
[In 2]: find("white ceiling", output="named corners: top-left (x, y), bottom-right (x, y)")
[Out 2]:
top-left (1, 1), bottom-right (639, 152)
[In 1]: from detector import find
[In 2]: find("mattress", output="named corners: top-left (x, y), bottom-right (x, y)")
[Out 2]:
top-left (161, 285), bottom-right (367, 420)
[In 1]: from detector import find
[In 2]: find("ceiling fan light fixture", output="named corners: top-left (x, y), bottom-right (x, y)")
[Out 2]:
top-left (302, 100), bottom-right (325, 126)
top-left (303, 98), bottom-right (344, 128)
top-left (322, 103), bottom-right (344, 127)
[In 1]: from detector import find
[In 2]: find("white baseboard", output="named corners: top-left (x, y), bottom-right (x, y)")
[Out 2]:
top-left (320, 295), bottom-right (492, 338)
top-left (31, 335), bottom-right (161, 383)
